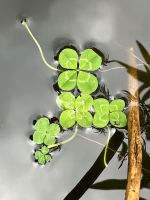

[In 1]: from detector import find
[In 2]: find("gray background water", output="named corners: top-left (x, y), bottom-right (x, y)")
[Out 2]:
top-left (0, 0), bottom-right (149, 199)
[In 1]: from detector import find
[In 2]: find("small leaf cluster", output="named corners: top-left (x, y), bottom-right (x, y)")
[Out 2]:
top-left (32, 117), bottom-right (60, 165)
top-left (58, 48), bottom-right (102, 94)
top-left (57, 92), bottom-right (127, 129)
top-left (34, 146), bottom-right (52, 165)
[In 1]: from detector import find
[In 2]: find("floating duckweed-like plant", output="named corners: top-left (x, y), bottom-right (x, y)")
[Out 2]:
top-left (21, 20), bottom-right (127, 167)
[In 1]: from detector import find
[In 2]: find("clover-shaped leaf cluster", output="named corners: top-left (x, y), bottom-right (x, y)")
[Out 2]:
top-left (57, 92), bottom-right (93, 128)
top-left (93, 98), bottom-right (127, 128)
top-left (33, 117), bottom-right (60, 146)
top-left (58, 48), bottom-right (102, 94)
top-left (34, 146), bottom-right (52, 165)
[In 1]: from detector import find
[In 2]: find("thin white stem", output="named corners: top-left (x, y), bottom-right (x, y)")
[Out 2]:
top-left (21, 20), bottom-right (59, 72)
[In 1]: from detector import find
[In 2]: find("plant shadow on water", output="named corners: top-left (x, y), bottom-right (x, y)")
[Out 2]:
top-left (63, 41), bottom-right (150, 200)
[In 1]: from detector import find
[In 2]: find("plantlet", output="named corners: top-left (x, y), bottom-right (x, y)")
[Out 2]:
top-left (34, 146), bottom-right (52, 165)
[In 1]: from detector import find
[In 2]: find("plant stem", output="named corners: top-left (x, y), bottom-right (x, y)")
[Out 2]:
top-left (125, 48), bottom-right (142, 200)
top-left (21, 20), bottom-right (60, 72)
top-left (104, 126), bottom-right (111, 167)
top-left (48, 125), bottom-right (78, 149)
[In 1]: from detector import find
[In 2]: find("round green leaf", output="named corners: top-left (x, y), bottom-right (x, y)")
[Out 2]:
top-left (56, 92), bottom-right (75, 110)
top-left (93, 98), bottom-right (109, 114)
top-left (77, 71), bottom-right (98, 94)
top-left (47, 123), bottom-right (60, 137)
top-left (110, 111), bottom-right (127, 128)
top-left (38, 155), bottom-right (46, 165)
top-left (59, 110), bottom-right (76, 128)
top-left (41, 146), bottom-right (49, 155)
top-left (34, 151), bottom-right (43, 160)
top-left (33, 131), bottom-right (45, 144)
top-left (44, 135), bottom-right (56, 146)
top-left (76, 111), bottom-right (93, 128)
top-left (93, 113), bottom-right (109, 128)
top-left (79, 49), bottom-right (102, 71)
top-left (75, 94), bottom-right (93, 112)
top-left (58, 70), bottom-right (77, 91)
top-left (109, 99), bottom-right (125, 112)
top-left (35, 117), bottom-right (49, 131)
top-left (45, 155), bottom-right (52, 162)
top-left (59, 48), bottom-right (78, 69)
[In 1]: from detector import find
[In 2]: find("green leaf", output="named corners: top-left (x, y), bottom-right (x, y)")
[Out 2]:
top-left (56, 92), bottom-right (75, 110)
top-left (45, 155), bottom-right (52, 162)
top-left (77, 71), bottom-right (98, 94)
top-left (35, 117), bottom-right (49, 131)
top-left (93, 98), bottom-right (109, 114)
top-left (58, 70), bottom-right (77, 91)
top-left (34, 150), bottom-right (43, 160)
top-left (47, 123), bottom-right (60, 137)
top-left (59, 110), bottom-right (76, 128)
top-left (109, 99), bottom-right (125, 112)
top-left (59, 48), bottom-right (78, 69)
top-left (33, 131), bottom-right (45, 144)
top-left (41, 146), bottom-right (49, 154)
top-left (76, 111), bottom-right (93, 128)
top-left (79, 49), bottom-right (102, 71)
top-left (93, 113), bottom-right (109, 128)
top-left (44, 135), bottom-right (56, 146)
top-left (38, 155), bottom-right (46, 165)
top-left (110, 111), bottom-right (127, 128)
top-left (75, 94), bottom-right (93, 112)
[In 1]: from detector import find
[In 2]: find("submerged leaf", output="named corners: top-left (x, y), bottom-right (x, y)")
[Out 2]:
top-left (77, 71), bottom-right (98, 94)
top-left (76, 111), bottom-right (93, 128)
top-left (59, 48), bottom-right (78, 69)
top-left (58, 70), bottom-right (77, 91)
top-left (110, 111), bottom-right (127, 127)
top-left (79, 49), bottom-right (102, 71)
top-left (56, 92), bottom-right (75, 110)
top-left (59, 110), bottom-right (76, 128)
top-left (75, 94), bottom-right (93, 112)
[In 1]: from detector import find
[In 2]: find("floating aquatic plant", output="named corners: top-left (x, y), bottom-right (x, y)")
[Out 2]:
top-left (21, 19), bottom-right (127, 167)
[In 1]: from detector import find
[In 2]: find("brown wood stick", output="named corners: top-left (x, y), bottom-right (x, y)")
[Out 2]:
top-left (125, 48), bottom-right (142, 200)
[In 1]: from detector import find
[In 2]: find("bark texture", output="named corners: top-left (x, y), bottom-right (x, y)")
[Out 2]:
top-left (125, 49), bottom-right (142, 200)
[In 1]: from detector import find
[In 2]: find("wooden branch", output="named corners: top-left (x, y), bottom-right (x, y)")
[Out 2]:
top-left (125, 48), bottom-right (142, 200)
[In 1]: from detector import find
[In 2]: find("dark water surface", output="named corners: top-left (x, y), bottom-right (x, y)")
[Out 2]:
top-left (0, 0), bottom-right (150, 199)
